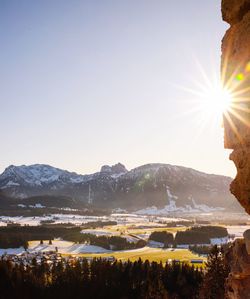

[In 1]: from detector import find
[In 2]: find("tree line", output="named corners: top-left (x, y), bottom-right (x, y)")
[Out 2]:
top-left (0, 224), bottom-right (145, 251)
top-left (0, 257), bottom-right (202, 299)
top-left (0, 245), bottom-right (229, 299)
top-left (149, 226), bottom-right (228, 246)
top-left (0, 224), bottom-right (228, 250)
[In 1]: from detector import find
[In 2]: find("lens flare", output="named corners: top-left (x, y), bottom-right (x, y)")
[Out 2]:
top-left (199, 82), bottom-right (232, 115)
top-left (235, 73), bottom-right (244, 81)
top-left (174, 58), bottom-right (249, 139)
top-left (245, 62), bottom-right (250, 72)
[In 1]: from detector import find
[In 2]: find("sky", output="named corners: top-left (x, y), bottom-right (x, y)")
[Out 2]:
top-left (0, 0), bottom-right (235, 177)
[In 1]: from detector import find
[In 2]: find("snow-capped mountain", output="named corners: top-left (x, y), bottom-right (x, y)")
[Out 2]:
top-left (0, 164), bottom-right (88, 186)
top-left (0, 163), bottom-right (241, 211)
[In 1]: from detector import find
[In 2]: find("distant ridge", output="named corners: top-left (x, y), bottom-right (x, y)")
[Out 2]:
top-left (0, 163), bottom-right (241, 212)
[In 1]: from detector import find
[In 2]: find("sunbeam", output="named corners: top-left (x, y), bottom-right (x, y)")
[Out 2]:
top-left (176, 59), bottom-right (250, 137)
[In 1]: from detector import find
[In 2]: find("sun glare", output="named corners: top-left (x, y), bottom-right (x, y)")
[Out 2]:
top-left (177, 58), bottom-right (250, 140)
top-left (177, 61), bottom-right (241, 131)
top-left (179, 77), bottom-right (234, 129)
top-left (192, 83), bottom-right (233, 132)
top-left (199, 82), bottom-right (232, 117)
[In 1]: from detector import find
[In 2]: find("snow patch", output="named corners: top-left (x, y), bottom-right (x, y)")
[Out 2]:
top-left (210, 237), bottom-right (229, 245)
top-left (81, 230), bottom-right (113, 236)
top-left (64, 244), bottom-right (110, 254)
top-left (28, 203), bottom-right (45, 209)
top-left (0, 247), bottom-right (25, 256)
top-left (6, 181), bottom-right (20, 187)
top-left (136, 190), bottom-right (224, 215)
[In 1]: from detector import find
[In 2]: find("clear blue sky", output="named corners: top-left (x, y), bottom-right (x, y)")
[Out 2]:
top-left (0, 0), bottom-right (235, 177)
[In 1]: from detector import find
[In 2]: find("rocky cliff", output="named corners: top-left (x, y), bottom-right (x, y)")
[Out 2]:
top-left (221, 0), bottom-right (250, 298)
top-left (222, 0), bottom-right (250, 214)
top-left (225, 239), bottom-right (250, 299)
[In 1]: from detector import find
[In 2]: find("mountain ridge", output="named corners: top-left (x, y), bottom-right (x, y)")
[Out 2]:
top-left (0, 163), bottom-right (241, 212)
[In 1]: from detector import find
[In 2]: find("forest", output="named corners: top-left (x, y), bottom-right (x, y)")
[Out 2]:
top-left (0, 224), bottom-right (228, 250)
top-left (147, 226), bottom-right (228, 247)
top-left (149, 231), bottom-right (174, 245)
top-left (175, 226), bottom-right (228, 245)
top-left (0, 245), bottom-right (229, 299)
top-left (0, 257), bottom-right (202, 299)
top-left (0, 223), bottom-right (145, 250)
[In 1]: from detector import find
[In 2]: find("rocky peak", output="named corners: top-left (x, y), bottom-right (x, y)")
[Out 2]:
top-left (100, 163), bottom-right (127, 174)
top-left (111, 163), bottom-right (128, 174)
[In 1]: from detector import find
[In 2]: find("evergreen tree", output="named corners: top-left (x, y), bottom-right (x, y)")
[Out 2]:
top-left (200, 245), bottom-right (229, 299)
top-left (0, 257), bottom-right (204, 299)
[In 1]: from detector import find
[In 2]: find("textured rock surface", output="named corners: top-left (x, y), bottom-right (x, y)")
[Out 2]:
top-left (225, 239), bottom-right (250, 299)
top-left (222, 0), bottom-right (250, 214)
top-left (230, 148), bottom-right (250, 214)
top-left (243, 229), bottom-right (250, 254)
top-left (222, 0), bottom-right (250, 25)
top-left (222, 1), bottom-right (250, 298)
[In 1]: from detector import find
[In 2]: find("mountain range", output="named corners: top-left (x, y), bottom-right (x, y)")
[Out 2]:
top-left (0, 163), bottom-right (241, 213)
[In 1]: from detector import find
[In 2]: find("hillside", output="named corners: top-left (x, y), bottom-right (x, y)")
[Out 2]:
top-left (0, 163), bottom-right (241, 212)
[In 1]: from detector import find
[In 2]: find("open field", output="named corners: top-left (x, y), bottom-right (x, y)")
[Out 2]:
top-left (125, 226), bottom-right (186, 235)
top-left (28, 240), bottom-right (111, 254)
top-left (27, 240), bottom-right (205, 265)
top-left (81, 224), bottom-right (187, 241)
top-left (63, 247), bottom-right (206, 265)
top-left (3, 213), bottom-right (249, 268)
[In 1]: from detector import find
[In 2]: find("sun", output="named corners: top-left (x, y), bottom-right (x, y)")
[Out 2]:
top-left (175, 58), bottom-right (250, 135)
top-left (193, 83), bottom-right (233, 131)
top-left (199, 81), bottom-right (233, 117)
top-left (176, 62), bottom-right (235, 129)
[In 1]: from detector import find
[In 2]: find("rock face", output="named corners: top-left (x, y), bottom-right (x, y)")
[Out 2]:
top-left (222, 1), bottom-right (250, 298)
top-left (225, 239), bottom-right (250, 299)
top-left (222, 0), bottom-right (250, 214)
top-left (222, 0), bottom-right (250, 25)
top-left (100, 163), bottom-right (128, 174)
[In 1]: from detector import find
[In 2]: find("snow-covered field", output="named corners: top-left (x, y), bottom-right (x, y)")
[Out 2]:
top-left (64, 244), bottom-right (110, 254)
top-left (0, 240), bottom-right (111, 256)
top-left (0, 247), bottom-right (26, 256)
top-left (80, 229), bottom-right (114, 236)
top-left (227, 225), bottom-right (250, 239)
top-left (0, 213), bottom-right (190, 227)
top-left (0, 224), bottom-right (249, 257)
top-left (80, 229), bottom-right (140, 243)
top-left (135, 189), bottom-right (224, 215)
top-left (28, 240), bottom-right (111, 254)
top-left (0, 210), bottom-right (249, 258)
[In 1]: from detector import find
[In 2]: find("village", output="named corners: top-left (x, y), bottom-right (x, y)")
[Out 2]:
top-left (1, 249), bottom-right (206, 268)
top-left (1, 250), bottom-right (117, 267)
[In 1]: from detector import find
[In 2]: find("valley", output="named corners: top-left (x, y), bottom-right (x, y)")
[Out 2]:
top-left (0, 163), bottom-right (248, 270)
top-left (0, 211), bottom-right (249, 266)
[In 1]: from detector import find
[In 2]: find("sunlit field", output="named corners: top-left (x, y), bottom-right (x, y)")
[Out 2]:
top-left (27, 223), bottom-right (205, 267)
top-left (63, 247), bottom-right (206, 266)
top-left (101, 224), bottom-right (187, 235)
